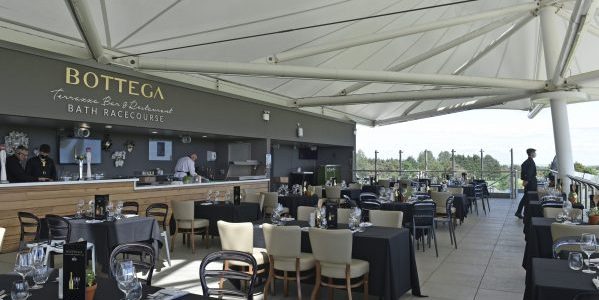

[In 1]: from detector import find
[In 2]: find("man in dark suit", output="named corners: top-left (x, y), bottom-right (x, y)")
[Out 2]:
top-left (26, 144), bottom-right (57, 181)
top-left (6, 145), bottom-right (49, 183)
top-left (515, 148), bottom-right (537, 218)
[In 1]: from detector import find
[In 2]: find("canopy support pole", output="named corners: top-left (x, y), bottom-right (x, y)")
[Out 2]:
top-left (65, 0), bottom-right (110, 64)
top-left (540, 4), bottom-right (575, 191)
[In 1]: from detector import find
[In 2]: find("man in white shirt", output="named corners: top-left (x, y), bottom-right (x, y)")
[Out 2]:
top-left (173, 153), bottom-right (198, 179)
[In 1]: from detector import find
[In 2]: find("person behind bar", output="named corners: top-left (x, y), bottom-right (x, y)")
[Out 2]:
top-left (515, 148), bottom-right (537, 219)
top-left (6, 145), bottom-right (49, 183)
top-left (26, 144), bottom-right (57, 181)
top-left (173, 153), bottom-right (198, 179)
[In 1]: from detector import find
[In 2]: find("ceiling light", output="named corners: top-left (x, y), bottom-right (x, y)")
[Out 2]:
top-left (202, 135), bottom-right (208, 138)
top-left (105, 125), bottom-right (112, 129)
top-left (151, 131), bottom-right (158, 134)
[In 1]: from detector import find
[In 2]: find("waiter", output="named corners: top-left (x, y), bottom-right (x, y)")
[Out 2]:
top-left (26, 144), bottom-right (57, 181)
top-left (173, 153), bottom-right (198, 179)
top-left (6, 145), bottom-right (49, 183)
top-left (515, 148), bottom-right (537, 219)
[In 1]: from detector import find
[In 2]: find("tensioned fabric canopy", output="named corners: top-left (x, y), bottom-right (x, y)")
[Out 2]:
top-left (1, 0), bottom-right (598, 126)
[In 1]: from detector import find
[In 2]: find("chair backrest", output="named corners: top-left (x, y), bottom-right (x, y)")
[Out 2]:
top-left (551, 223), bottom-right (599, 242)
top-left (45, 214), bottom-right (71, 242)
top-left (337, 208), bottom-right (352, 224)
top-left (431, 191), bottom-right (452, 214)
top-left (309, 228), bottom-right (352, 264)
top-left (317, 198), bottom-right (325, 209)
top-left (172, 200), bottom-right (195, 221)
top-left (310, 186), bottom-right (323, 198)
top-left (359, 193), bottom-right (377, 202)
top-left (348, 183), bottom-right (362, 190)
top-left (0, 227), bottom-right (5, 252)
top-left (378, 180), bottom-right (390, 188)
top-left (445, 197), bottom-right (455, 218)
top-left (261, 192), bottom-right (279, 213)
top-left (243, 189), bottom-right (257, 198)
top-left (146, 203), bottom-right (169, 229)
top-left (263, 224), bottom-right (301, 258)
top-left (369, 210), bottom-right (403, 228)
top-left (543, 207), bottom-right (583, 219)
top-left (297, 206), bottom-right (314, 222)
top-left (217, 221), bottom-right (253, 253)
top-left (18, 212), bottom-right (40, 244)
top-left (412, 202), bottom-right (436, 226)
top-left (474, 185), bottom-right (484, 197)
top-left (200, 250), bottom-right (257, 299)
top-left (360, 200), bottom-right (381, 211)
top-left (447, 187), bottom-right (464, 195)
top-left (243, 192), bottom-right (264, 212)
top-left (121, 201), bottom-right (139, 215)
top-left (109, 243), bottom-right (156, 286)
top-left (325, 186), bottom-right (341, 199)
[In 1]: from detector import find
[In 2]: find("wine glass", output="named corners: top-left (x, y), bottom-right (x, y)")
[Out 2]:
top-left (31, 265), bottom-right (49, 290)
top-left (14, 251), bottom-right (33, 280)
top-left (76, 200), bottom-right (85, 218)
top-left (569, 252), bottom-right (584, 270)
top-left (215, 191), bottom-right (221, 202)
top-left (580, 233), bottom-right (597, 274)
top-left (30, 245), bottom-right (45, 266)
top-left (207, 190), bottom-right (213, 201)
top-left (116, 260), bottom-right (137, 299)
top-left (10, 280), bottom-right (29, 300)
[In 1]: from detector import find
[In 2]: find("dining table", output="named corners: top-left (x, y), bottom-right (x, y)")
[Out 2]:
top-left (252, 220), bottom-right (422, 300)
top-left (529, 258), bottom-right (599, 300)
top-left (40, 216), bottom-right (162, 273)
top-left (193, 201), bottom-right (261, 236)
top-left (277, 195), bottom-right (319, 218)
top-left (0, 271), bottom-right (208, 300)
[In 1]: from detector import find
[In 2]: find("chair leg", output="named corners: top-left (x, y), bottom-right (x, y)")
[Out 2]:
top-left (311, 262), bottom-right (321, 300)
top-left (264, 256), bottom-right (275, 300)
top-left (432, 225), bottom-right (438, 257)
top-left (345, 265), bottom-right (352, 300)
top-left (481, 197), bottom-right (487, 215)
top-left (452, 223), bottom-right (458, 249)
top-left (220, 260), bottom-right (228, 289)
top-left (328, 277), bottom-right (333, 300)
top-left (296, 258), bottom-right (302, 300)
top-left (162, 231), bottom-right (171, 267)
top-left (205, 226), bottom-right (210, 249)
top-left (171, 224), bottom-right (178, 252)
top-left (191, 226), bottom-right (195, 254)
top-left (284, 271), bottom-right (289, 297)
top-left (363, 273), bottom-right (369, 300)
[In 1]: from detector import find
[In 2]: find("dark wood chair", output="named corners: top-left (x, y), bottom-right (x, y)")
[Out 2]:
top-left (110, 243), bottom-right (156, 286)
top-left (200, 250), bottom-right (258, 299)
top-left (145, 203), bottom-right (171, 266)
top-left (17, 212), bottom-right (41, 250)
top-left (121, 201), bottom-right (139, 215)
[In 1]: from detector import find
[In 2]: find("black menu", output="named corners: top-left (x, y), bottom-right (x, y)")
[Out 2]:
top-left (94, 194), bottom-right (108, 219)
top-left (325, 203), bottom-right (338, 229)
top-left (63, 241), bottom-right (87, 300)
top-left (234, 186), bottom-right (240, 205)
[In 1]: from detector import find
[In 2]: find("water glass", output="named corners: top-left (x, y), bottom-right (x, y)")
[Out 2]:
top-left (308, 213), bottom-right (315, 227)
top-left (31, 265), bottom-right (49, 289)
top-left (116, 260), bottom-right (137, 298)
top-left (10, 280), bottom-right (29, 300)
top-left (569, 252), bottom-right (584, 270)
top-left (14, 251), bottom-right (32, 280)
top-left (30, 245), bottom-right (45, 266)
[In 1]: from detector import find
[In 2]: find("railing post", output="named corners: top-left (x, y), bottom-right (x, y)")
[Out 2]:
top-left (451, 149), bottom-right (456, 178)
top-left (480, 149), bottom-right (484, 180)
top-left (374, 150), bottom-right (378, 182)
top-left (399, 150), bottom-right (403, 179)
top-left (424, 149), bottom-right (428, 178)
top-left (510, 148), bottom-right (515, 199)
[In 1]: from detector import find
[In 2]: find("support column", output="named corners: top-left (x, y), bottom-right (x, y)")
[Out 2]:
top-left (540, 5), bottom-right (575, 191)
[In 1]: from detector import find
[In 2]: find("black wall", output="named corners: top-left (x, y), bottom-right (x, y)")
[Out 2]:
top-left (271, 144), bottom-right (354, 182)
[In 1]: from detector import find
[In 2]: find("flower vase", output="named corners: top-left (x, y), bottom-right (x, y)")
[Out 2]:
top-left (589, 215), bottom-right (599, 225)
top-left (86, 150), bottom-right (92, 179)
top-left (85, 284), bottom-right (97, 300)
top-left (78, 160), bottom-right (84, 180)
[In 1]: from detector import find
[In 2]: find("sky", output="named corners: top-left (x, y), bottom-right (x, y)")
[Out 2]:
top-left (356, 101), bottom-right (599, 167)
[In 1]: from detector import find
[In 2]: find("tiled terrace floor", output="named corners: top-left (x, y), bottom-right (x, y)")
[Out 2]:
top-left (0, 197), bottom-right (526, 300)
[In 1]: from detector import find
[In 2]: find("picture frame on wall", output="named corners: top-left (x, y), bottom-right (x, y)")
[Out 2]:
top-left (149, 140), bottom-right (172, 161)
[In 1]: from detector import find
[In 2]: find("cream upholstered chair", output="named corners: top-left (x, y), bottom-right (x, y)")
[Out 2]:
top-left (325, 186), bottom-right (342, 203)
top-left (171, 201), bottom-right (210, 253)
top-left (543, 207), bottom-right (583, 219)
top-left (309, 228), bottom-right (369, 300)
top-left (348, 183), bottom-right (362, 190)
top-left (431, 191), bottom-right (456, 215)
top-left (262, 192), bottom-right (289, 217)
top-left (377, 180), bottom-right (390, 188)
top-left (337, 208), bottom-right (352, 224)
top-left (317, 198), bottom-right (326, 209)
top-left (243, 190), bottom-right (264, 212)
top-left (0, 227), bottom-right (5, 252)
top-left (217, 221), bottom-right (267, 287)
top-left (551, 223), bottom-right (599, 257)
top-left (297, 206), bottom-right (315, 222)
top-left (310, 186), bottom-right (324, 198)
top-left (369, 210), bottom-right (403, 228)
top-left (447, 187), bottom-right (464, 195)
top-left (263, 224), bottom-right (315, 299)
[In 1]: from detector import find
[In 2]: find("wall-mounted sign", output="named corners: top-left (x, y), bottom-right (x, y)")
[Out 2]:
top-left (149, 140), bottom-right (172, 161)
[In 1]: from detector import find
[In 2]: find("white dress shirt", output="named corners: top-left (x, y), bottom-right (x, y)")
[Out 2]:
top-left (173, 156), bottom-right (197, 178)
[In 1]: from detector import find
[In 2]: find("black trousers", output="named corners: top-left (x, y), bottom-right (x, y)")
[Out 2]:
top-left (515, 192), bottom-right (528, 216)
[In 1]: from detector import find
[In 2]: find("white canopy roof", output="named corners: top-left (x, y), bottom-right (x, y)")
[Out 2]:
top-left (1, 0), bottom-right (598, 126)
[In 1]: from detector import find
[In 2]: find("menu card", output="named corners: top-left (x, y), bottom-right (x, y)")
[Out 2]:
top-left (63, 241), bottom-right (87, 300)
top-left (325, 203), bottom-right (338, 229)
top-left (94, 194), bottom-right (108, 219)
top-left (234, 186), bottom-right (241, 205)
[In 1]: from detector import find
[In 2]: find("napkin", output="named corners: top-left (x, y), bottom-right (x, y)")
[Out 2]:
top-left (592, 277), bottom-right (599, 289)
top-left (149, 289), bottom-right (189, 300)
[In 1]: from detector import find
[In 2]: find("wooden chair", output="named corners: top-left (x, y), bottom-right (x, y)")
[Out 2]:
top-left (200, 250), bottom-right (258, 299)
top-left (110, 243), bottom-right (156, 286)
top-left (17, 212), bottom-right (41, 250)
top-left (369, 210), bottom-right (403, 228)
top-left (121, 201), bottom-right (139, 215)
top-left (309, 228), bottom-right (369, 300)
top-left (146, 203), bottom-right (171, 266)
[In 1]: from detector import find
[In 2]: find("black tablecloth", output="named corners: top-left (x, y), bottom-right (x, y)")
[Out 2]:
top-left (253, 221), bottom-right (422, 300)
top-left (0, 271), bottom-right (208, 300)
top-left (193, 202), bottom-right (261, 236)
top-left (41, 217), bottom-right (162, 273)
top-left (361, 185), bottom-right (382, 195)
top-left (278, 195), bottom-right (318, 218)
top-left (530, 258), bottom-right (599, 300)
top-left (523, 217), bottom-right (555, 299)
top-left (524, 200), bottom-right (544, 234)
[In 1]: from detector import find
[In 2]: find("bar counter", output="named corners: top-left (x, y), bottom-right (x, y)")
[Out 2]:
top-left (0, 178), bottom-right (269, 252)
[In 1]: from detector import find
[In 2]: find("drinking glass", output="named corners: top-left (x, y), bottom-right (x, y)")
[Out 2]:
top-left (10, 280), bottom-right (29, 300)
top-left (569, 252), bottom-right (584, 270)
top-left (580, 233), bottom-right (597, 274)
top-left (207, 190), bottom-right (213, 201)
top-left (30, 245), bottom-right (45, 266)
top-left (31, 265), bottom-right (49, 289)
top-left (116, 260), bottom-right (137, 299)
top-left (14, 251), bottom-right (33, 280)
top-left (76, 200), bottom-right (85, 218)
top-left (215, 191), bottom-right (221, 202)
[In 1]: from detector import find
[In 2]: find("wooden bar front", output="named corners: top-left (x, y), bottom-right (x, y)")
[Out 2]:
top-left (0, 179), bottom-right (269, 252)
